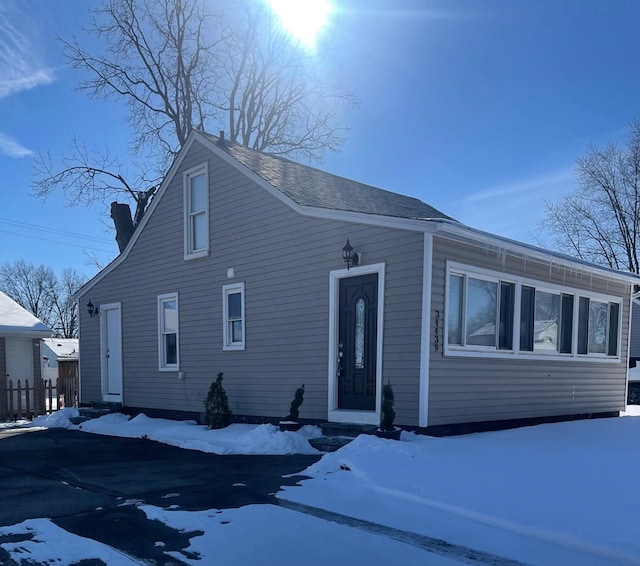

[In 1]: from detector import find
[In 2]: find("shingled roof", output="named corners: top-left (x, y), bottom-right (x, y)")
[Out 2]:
top-left (200, 132), bottom-right (453, 221)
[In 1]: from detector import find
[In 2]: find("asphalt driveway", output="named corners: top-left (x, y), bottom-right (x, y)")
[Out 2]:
top-left (0, 427), bottom-right (320, 564)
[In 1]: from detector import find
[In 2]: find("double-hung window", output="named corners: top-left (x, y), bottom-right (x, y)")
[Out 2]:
top-left (223, 283), bottom-right (245, 350)
top-left (158, 293), bottom-right (179, 370)
top-left (184, 163), bottom-right (209, 259)
top-left (446, 263), bottom-right (622, 360)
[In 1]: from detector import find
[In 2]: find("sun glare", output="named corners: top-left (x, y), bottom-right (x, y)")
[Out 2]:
top-left (267, 0), bottom-right (334, 49)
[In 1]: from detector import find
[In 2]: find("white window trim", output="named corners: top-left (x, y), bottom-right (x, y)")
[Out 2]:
top-left (158, 293), bottom-right (180, 371)
top-left (223, 282), bottom-right (245, 351)
top-left (183, 162), bottom-right (209, 260)
top-left (444, 261), bottom-right (623, 362)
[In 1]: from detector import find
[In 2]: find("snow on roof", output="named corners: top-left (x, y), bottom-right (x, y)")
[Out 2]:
top-left (42, 338), bottom-right (79, 360)
top-left (0, 291), bottom-right (52, 336)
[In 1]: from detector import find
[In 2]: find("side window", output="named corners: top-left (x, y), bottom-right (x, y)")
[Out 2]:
top-left (184, 164), bottom-right (209, 259)
top-left (447, 273), bottom-right (515, 350)
top-left (158, 293), bottom-right (179, 370)
top-left (577, 297), bottom-right (621, 356)
top-left (445, 262), bottom-right (622, 360)
top-left (223, 283), bottom-right (245, 351)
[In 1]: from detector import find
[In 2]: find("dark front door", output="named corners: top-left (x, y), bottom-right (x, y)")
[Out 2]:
top-left (338, 273), bottom-right (378, 410)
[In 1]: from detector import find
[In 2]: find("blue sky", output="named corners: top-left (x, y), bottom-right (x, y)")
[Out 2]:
top-left (2, 0), bottom-right (640, 279)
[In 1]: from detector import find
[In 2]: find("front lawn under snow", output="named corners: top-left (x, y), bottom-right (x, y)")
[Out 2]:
top-left (6, 406), bottom-right (640, 565)
top-left (280, 407), bottom-right (640, 565)
top-left (30, 409), bottom-right (321, 455)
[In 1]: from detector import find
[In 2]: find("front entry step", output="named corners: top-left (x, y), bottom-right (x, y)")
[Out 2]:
top-left (319, 422), bottom-right (377, 438)
top-left (308, 436), bottom-right (353, 452)
top-left (308, 422), bottom-right (379, 452)
top-left (70, 402), bottom-right (122, 425)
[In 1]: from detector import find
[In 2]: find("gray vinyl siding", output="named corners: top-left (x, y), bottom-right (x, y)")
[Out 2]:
top-left (0, 337), bottom-right (5, 416)
top-left (428, 235), bottom-right (631, 427)
top-left (78, 140), bottom-right (424, 425)
top-left (0, 337), bottom-right (5, 382)
top-left (629, 301), bottom-right (640, 359)
top-left (32, 340), bottom-right (41, 381)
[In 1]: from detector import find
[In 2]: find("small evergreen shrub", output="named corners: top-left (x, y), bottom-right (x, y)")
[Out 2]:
top-left (380, 382), bottom-right (396, 431)
top-left (284, 384), bottom-right (305, 421)
top-left (204, 372), bottom-right (233, 429)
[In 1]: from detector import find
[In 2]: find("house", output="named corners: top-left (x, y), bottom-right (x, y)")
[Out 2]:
top-left (42, 337), bottom-right (79, 383)
top-left (626, 299), bottom-right (640, 403)
top-left (75, 131), bottom-right (638, 434)
top-left (0, 291), bottom-right (52, 418)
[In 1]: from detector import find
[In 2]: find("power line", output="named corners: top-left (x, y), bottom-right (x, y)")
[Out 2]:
top-left (0, 217), bottom-right (114, 245)
top-left (0, 229), bottom-right (116, 254)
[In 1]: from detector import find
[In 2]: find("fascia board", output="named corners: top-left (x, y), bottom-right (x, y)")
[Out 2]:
top-left (434, 219), bottom-right (640, 285)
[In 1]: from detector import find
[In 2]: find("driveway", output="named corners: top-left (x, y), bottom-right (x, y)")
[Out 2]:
top-left (0, 427), bottom-right (320, 564)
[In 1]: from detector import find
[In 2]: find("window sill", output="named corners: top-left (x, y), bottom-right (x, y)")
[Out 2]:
top-left (159, 366), bottom-right (180, 372)
top-left (223, 344), bottom-right (245, 352)
top-left (444, 348), bottom-right (620, 363)
top-left (184, 250), bottom-right (209, 261)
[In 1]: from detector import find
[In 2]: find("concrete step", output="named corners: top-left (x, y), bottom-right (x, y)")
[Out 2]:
top-left (319, 422), bottom-right (377, 438)
top-left (309, 436), bottom-right (354, 452)
top-left (70, 403), bottom-right (123, 425)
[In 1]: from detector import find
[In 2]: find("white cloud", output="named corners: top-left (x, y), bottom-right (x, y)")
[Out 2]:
top-left (0, 131), bottom-right (34, 158)
top-left (453, 168), bottom-right (575, 244)
top-left (0, 68), bottom-right (55, 98)
top-left (0, 2), bottom-right (56, 98)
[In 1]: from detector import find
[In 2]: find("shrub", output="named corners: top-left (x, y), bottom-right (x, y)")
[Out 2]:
top-left (284, 384), bottom-right (305, 421)
top-left (204, 372), bottom-right (233, 429)
top-left (379, 382), bottom-right (396, 431)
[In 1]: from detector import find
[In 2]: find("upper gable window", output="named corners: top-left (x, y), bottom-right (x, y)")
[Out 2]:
top-left (183, 163), bottom-right (209, 259)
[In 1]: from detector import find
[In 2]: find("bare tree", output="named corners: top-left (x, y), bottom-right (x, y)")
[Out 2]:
top-left (220, 0), bottom-right (355, 161)
top-left (0, 262), bottom-right (86, 338)
top-left (32, 0), bottom-right (355, 250)
top-left (543, 120), bottom-right (640, 274)
top-left (49, 268), bottom-right (87, 339)
top-left (0, 261), bottom-right (57, 328)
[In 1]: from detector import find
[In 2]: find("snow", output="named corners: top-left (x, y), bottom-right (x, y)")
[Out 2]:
top-left (77, 412), bottom-right (322, 454)
top-left (280, 415), bottom-right (640, 565)
top-left (30, 407), bottom-right (79, 428)
top-left (42, 337), bottom-right (79, 360)
top-left (137, 503), bottom-right (463, 565)
top-left (0, 290), bottom-right (52, 335)
top-left (0, 519), bottom-right (140, 565)
top-left (3, 407), bottom-right (640, 564)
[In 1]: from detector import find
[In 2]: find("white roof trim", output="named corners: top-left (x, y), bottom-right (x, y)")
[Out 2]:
top-left (75, 134), bottom-right (199, 298)
top-left (433, 220), bottom-right (640, 285)
top-left (76, 131), bottom-right (640, 298)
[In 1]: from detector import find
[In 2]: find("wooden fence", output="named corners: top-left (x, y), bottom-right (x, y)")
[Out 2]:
top-left (1, 375), bottom-right (78, 422)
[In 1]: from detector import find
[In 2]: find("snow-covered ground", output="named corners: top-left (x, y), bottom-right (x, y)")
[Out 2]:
top-left (1, 407), bottom-right (639, 565)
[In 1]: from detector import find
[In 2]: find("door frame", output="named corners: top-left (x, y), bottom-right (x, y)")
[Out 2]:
top-left (100, 302), bottom-right (123, 403)
top-left (328, 262), bottom-right (385, 424)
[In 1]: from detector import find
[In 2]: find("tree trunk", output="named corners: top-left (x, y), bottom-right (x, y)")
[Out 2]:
top-left (110, 202), bottom-right (135, 253)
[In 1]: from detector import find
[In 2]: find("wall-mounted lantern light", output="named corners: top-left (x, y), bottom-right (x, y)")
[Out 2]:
top-left (342, 238), bottom-right (360, 270)
top-left (87, 301), bottom-right (100, 318)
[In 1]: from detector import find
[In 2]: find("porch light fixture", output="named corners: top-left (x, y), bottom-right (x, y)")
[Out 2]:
top-left (87, 301), bottom-right (100, 318)
top-left (342, 238), bottom-right (359, 270)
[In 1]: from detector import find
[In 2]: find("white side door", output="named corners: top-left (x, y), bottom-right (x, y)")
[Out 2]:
top-left (100, 303), bottom-right (123, 402)
top-left (5, 338), bottom-right (34, 411)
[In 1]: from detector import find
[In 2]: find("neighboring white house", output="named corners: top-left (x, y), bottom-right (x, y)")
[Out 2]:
top-left (42, 338), bottom-right (79, 384)
top-left (0, 291), bottom-right (52, 419)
